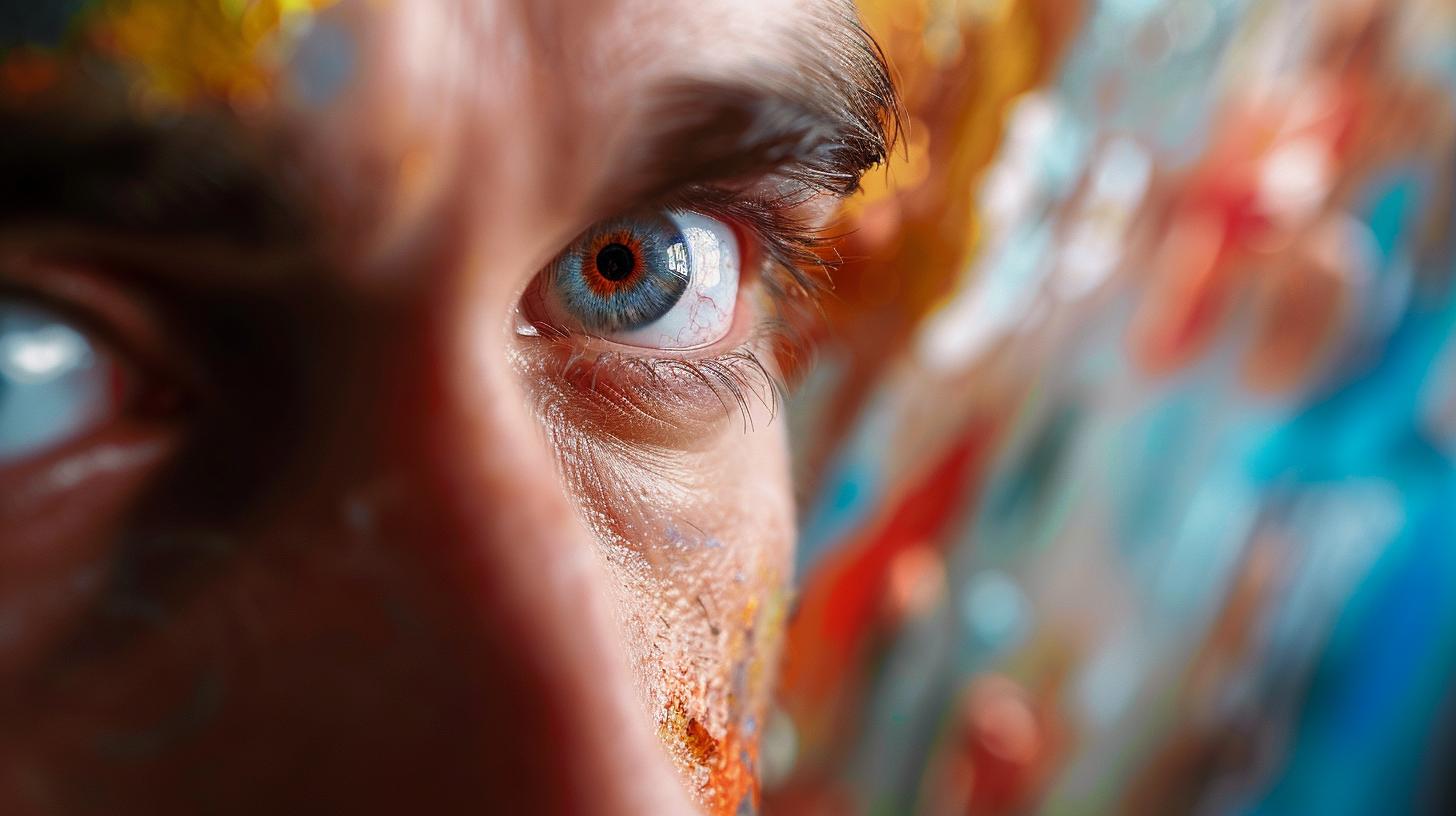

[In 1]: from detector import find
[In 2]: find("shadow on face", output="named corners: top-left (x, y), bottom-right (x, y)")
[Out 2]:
top-left (0, 1), bottom-right (896, 813)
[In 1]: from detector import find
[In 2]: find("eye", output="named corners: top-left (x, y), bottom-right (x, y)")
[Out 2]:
top-left (0, 299), bottom-right (125, 463)
top-left (530, 210), bottom-right (741, 350)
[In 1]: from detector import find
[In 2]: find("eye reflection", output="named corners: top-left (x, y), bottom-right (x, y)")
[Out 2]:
top-left (0, 300), bottom-right (121, 462)
top-left (534, 210), bottom-right (741, 350)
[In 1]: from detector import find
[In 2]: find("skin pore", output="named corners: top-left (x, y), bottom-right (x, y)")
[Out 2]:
top-left (0, 1), bottom-right (895, 814)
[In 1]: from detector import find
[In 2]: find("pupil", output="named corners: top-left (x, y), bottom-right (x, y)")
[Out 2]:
top-left (595, 243), bottom-right (636, 282)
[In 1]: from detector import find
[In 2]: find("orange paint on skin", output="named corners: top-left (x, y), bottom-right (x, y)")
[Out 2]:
top-left (662, 697), bottom-right (760, 816)
top-left (656, 565), bottom-right (786, 815)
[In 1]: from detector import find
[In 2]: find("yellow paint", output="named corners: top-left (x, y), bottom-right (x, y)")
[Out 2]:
top-left (86, 0), bottom-right (341, 107)
top-left (836, 0), bottom-right (1050, 324)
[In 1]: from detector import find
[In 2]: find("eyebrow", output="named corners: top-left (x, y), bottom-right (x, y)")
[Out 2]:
top-left (0, 107), bottom-right (305, 248)
top-left (593, 13), bottom-right (900, 214)
top-left (0, 10), bottom-right (900, 256)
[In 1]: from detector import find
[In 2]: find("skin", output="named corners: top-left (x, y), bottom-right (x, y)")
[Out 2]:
top-left (0, 1), bottom-right (893, 813)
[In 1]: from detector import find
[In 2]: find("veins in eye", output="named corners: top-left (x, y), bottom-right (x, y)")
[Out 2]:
top-left (667, 291), bottom-right (733, 350)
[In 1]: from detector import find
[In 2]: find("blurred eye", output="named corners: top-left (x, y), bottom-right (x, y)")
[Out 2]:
top-left (0, 299), bottom-right (124, 463)
top-left (532, 210), bottom-right (740, 350)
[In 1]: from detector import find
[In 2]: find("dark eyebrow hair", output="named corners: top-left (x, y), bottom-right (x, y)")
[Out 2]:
top-left (0, 106), bottom-right (306, 247)
top-left (0, 8), bottom-right (900, 259)
top-left (594, 11), bottom-right (901, 213)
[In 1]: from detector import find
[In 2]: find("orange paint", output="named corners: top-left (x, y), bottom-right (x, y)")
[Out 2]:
top-left (684, 716), bottom-right (721, 764)
top-left (661, 697), bottom-right (760, 816)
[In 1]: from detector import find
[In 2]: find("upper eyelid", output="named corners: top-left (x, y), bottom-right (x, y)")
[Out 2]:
top-left (663, 183), bottom-right (835, 260)
top-left (552, 176), bottom-right (833, 297)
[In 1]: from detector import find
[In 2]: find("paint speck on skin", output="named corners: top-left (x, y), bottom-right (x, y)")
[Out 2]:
top-left (664, 521), bottom-right (725, 549)
top-left (662, 694), bottom-right (762, 816)
top-left (286, 15), bottom-right (356, 108)
top-left (685, 716), bottom-right (721, 763)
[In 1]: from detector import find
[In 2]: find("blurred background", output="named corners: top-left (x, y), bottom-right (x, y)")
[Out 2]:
top-left (766, 0), bottom-right (1456, 813)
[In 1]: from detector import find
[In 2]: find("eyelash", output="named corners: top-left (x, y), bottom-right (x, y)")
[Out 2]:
top-left (666, 182), bottom-right (838, 300)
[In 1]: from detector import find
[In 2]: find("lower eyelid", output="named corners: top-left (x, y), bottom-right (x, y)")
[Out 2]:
top-left (0, 422), bottom-right (178, 516)
top-left (514, 333), bottom-right (785, 449)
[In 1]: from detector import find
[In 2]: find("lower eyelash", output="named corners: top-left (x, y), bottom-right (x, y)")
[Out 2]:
top-left (574, 343), bottom-right (784, 433)
top-left (630, 349), bottom-right (784, 434)
top-left (517, 316), bottom-right (796, 449)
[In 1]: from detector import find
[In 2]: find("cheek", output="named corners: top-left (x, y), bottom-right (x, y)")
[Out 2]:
top-left (552, 408), bottom-right (795, 815)
top-left (0, 430), bottom-right (175, 687)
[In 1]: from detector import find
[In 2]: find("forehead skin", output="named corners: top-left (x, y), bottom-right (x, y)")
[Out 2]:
top-left (0, 1), bottom-right (885, 814)
top-left (260, 0), bottom-right (857, 283)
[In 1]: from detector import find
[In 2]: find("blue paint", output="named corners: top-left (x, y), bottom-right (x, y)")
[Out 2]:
top-left (287, 17), bottom-right (358, 108)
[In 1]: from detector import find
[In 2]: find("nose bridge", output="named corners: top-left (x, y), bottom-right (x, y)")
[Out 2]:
top-left (292, 12), bottom-right (697, 797)
top-left (401, 296), bottom-right (691, 814)
top-left (351, 178), bottom-right (693, 811)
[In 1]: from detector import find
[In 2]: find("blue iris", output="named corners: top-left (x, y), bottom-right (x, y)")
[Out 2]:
top-left (0, 300), bottom-right (112, 461)
top-left (550, 212), bottom-right (691, 333)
